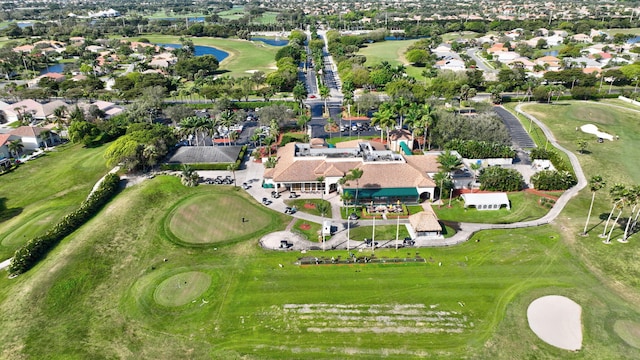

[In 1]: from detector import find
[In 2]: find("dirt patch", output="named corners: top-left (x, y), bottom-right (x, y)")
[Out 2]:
top-left (298, 223), bottom-right (311, 230)
top-left (303, 203), bottom-right (316, 209)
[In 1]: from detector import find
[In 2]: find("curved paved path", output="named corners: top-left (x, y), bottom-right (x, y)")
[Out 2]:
top-left (260, 104), bottom-right (588, 250)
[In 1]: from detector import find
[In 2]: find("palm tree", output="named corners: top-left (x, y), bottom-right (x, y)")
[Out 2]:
top-left (316, 176), bottom-right (325, 198)
top-left (622, 185), bottom-right (640, 242)
top-left (319, 84), bottom-right (330, 116)
top-left (420, 104), bottom-right (437, 150)
top-left (142, 144), bottom-right (159, 171)
top-left (250, 133), bottom-right (261, 148)
top-left (393, 97), bottom-right (409, 128)
top-left (217, 110), bottom-right (236, 146)
top-left (8, 139), bottom-right (24, 159)
top-left (602, 184), bottom-right (627, 242)
top-left (438, 150), bottom-right (463, 173)
top-left (470, 162), bottom-right (482, 183)
top-left (297, 114), bottom-right (311, 133)
top-left (52, 105), bottom-right (68, 128)
top-left (227, 162), bottom-right (239, 187)
top-left (370, 107), bottom-right (395, 143)
top-left (340, 168), bottom-right (364, 206)
top-left (582, 175), bottom-right (605, 235)
top-left (180, 165), bottom-right (199, 187)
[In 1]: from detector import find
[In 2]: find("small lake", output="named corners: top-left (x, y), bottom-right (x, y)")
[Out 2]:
top-left (155, 43), bottom-right (229, 61)
top-left (543, 50), bottom-right (559, 56)
top-left (252, 37), bottom-right (288, 46)
top-left (41, 63), bottom-right (65, 74)
top-left (627, 36), bottom-right (640, 44)
top-left (155, 17), bottom-right (205, 22)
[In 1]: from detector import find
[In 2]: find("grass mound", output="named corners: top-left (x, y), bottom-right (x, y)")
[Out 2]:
top-left (154, 271), bottom-right (211, 307)
top-left (166, 192), bottom-right (273, 245)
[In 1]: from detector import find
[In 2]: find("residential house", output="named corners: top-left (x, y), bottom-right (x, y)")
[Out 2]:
top-left (388, 129), bottom-right (413, 154)
top-left (9, 126), bottom-right (60, 150)
top-left (435, 58), bottom-right (466, 71)
top-left (0, 133), bottom-right (20, 159)
top-left (572, 34), bottom-right (592, 43)
top-left (28, 72), bottom-right (65, 88)
top-left (0, 99), bottom-right (69, 123)
top-left (535, 55), bottom-right (562, 71)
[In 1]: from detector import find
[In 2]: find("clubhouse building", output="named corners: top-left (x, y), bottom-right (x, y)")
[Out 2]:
top-left (263, 141), bottom-right (439, 205)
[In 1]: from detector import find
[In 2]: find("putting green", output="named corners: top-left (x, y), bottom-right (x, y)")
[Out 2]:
top-left (166, 193), bottom-right (272, 245)
top-left (614, 320), bottom-right (640, 349)
top-left (154, 271), bottom-right (211, 307)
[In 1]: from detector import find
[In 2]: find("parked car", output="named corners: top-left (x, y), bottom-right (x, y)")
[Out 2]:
top-left (262, 197), bottom-right (271, 205)
top-left (348, 213), bottom-right (359, 220)
top-left (289, 192), bottom-right (299, 198)
top-left (284, 206), bottom-right (297, 214)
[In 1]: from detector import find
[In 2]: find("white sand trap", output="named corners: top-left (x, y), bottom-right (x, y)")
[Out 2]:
top-left (580, 124), bottom-right (614, 141)
top-left (527, 295), bottom-right (582, 351)
top-left (245, 69), bottom-right (259, 74)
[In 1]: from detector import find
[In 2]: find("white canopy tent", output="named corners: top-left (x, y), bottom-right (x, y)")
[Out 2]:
top-left (461, 193), bottom-right (510, 211)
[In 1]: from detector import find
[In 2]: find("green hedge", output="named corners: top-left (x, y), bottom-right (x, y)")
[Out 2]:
top-left (9, 173), bottom-right (121, 275)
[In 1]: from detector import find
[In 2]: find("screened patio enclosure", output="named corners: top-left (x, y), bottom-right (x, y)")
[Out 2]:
top-left (343, 187), bottom-right (420, 205)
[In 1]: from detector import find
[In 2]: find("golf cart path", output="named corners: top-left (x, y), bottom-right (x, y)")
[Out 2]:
top-left (261, 104), bottom-right (587, 249)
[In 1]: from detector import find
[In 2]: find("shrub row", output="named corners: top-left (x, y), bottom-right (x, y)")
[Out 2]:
top-left (531, 170), bottom-right (577, 191)
top-left (9, 173), bottom-right (121, 275)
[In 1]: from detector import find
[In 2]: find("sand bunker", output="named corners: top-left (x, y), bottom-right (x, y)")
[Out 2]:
top-left (580, 124), bottom-right (614, 141)
top-left (527, 295), bottom-right (582, 351)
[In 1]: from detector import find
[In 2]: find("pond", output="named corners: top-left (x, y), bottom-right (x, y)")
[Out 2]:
top-left (252, 37), bottom-right (288, 46)
top-left (543, 50), bottom-right (559, 56)
top-left (40, 63), bottom-right (65, 74)
top-left (155, 43), bottom-right (229, 61)
top-left (627, 36), bottom-right (640, 44)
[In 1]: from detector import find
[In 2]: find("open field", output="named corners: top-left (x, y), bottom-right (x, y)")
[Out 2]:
top-left (145, 10), bottom-right (208, 19)
top-left (0, 143), bottom-right (109, 259)
top-left (509, 101), bottom-right (640, 298)
top-left (434, 191), bottom-right (551, 224)
top-left (0, 175), bottom-right (638, 358)
top-left (359, 39), bottom-right (425, 80)
top-left (3, 101), bottom-right (640, 357)
top-left (137, 35), bottom-right (278, 77)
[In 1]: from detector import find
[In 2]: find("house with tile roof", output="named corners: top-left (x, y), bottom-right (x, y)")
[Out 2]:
top-left (9, 126), bottom-right (60, 150)
top-left (0, 133), bottom-right (20, 160)
top-left (264, 142), bottom-right (438, 204)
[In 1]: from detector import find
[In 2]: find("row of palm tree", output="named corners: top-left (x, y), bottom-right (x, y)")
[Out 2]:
top-left (584, 176), bottom-right (640, 243)
top-left (338, 168), bottom-right (364, 205)
top-left (177, 111), bottom-right (241, 147)
top-left (369, 98), bottom-right (438, 150)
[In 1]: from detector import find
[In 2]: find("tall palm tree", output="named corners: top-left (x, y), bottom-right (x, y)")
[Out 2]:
top-left (341, 168), bottom-right (363, 205)
top-left (370, 107), bottom-right (395, 143)
top-left (602, 184), bottom-right (627, 243)
top-left (393, 97), bottom-right (409, 128)
top-left (582, 175), bottom-right (605, 235)
top-left (319, 84), bottom-right (330, 116)
top-left (227, 162), bottom-right (239, 187)
top-left (217, 110), bottom-right (236, 146)
top-left (420, 104), bottom-right (437, 150)
top-left (622, 185), bottom-right (640, 242)
top-left (7, 139), bottom-right (24, 159)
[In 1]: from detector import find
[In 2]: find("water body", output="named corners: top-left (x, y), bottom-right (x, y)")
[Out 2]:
top-left (17, 22), bottom-right (34, 28)
top-left (627, 36), bottom-right (640, 44)
top-left (251, 37), bottom-right (288, 46)
top-left (155, 17), bottom-right (205, 22)
top-left (155, 43), bottom-right (229, 61)
top-left (40, 63), bottom-right (65, 74)
top-left (543, 50), bottom-right (559, 56)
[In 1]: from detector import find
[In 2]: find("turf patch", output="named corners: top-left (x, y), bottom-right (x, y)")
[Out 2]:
top-left (154, 271), bottom-right (211, 307)
top-left (166, 192), bottom-right (272, 245)
top-left (614, 320), bottom-right (640, 349)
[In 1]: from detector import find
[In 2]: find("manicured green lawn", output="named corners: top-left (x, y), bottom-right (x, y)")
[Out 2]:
top-left (0, 176), bottom-right (638, 359)
top-left (284, 198), bottom-right (332, 218)
top-left (506, 101), bottom-right (640, 295)
top-left (146, 10), bottom-right (208, 19)
top-left (0, 143), bottom-right (109, 259)
top-left (137, 35), bottom-right (278, 77)
top-left (359, 39), bottom-right (425, 80)
top-left (165, 190), bottom-right (277, 246)
top-left (4, 101), bottom-right (640, 358)
top-left (434, 191), bottom-right (550, 224)
top-left (291, 218), bottom-right (322, 242)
